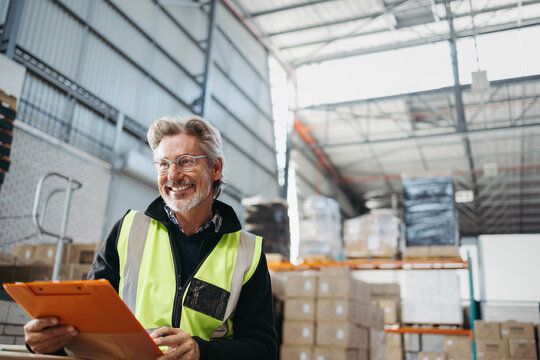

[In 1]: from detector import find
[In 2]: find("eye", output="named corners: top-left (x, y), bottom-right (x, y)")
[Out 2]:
top-left (178, 158), bottom-right (193, 167)
top-left (158, 160), bottom-right (169, 168)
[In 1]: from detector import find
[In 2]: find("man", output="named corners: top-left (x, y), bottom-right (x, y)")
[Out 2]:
top-left (24, 115), bottom-right (278, 359)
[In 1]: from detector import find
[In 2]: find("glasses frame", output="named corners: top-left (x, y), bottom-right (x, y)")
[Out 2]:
top-left (152, 154), bottom-right (208, 174)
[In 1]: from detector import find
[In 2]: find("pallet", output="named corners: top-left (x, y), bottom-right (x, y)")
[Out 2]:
top-left (0, 89), bottom-right (17, 111)
top-left (402, 322), bottom-right (463, 329)
top-left (297, 254), bottom-right (333, 263)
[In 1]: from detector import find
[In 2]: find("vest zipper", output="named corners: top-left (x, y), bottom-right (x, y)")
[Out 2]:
top-left (171, 233), bottom-right (221, 328)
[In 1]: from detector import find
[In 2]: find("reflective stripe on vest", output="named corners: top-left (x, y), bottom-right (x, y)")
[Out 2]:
top-left (117, 210), bottom-right (262, 340)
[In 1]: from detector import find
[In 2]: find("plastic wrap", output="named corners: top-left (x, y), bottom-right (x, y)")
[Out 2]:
top-left (299, 195), bottom-right (342, 260)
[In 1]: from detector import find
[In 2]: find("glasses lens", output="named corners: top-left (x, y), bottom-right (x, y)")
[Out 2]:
top-left (154, 160), bottom-right (170, 173)
top-left (176, 155), bottom-right (196, 171)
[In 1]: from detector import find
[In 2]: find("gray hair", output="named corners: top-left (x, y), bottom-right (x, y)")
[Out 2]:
top-left (147, 115), bottom-right (227, 199)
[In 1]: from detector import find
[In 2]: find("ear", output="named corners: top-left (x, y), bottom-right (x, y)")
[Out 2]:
top-left (211, 158), bottom-right (223, 182)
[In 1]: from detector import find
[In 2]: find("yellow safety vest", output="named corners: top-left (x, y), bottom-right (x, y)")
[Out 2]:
top-left (116, 210), bottom-right (262, 340)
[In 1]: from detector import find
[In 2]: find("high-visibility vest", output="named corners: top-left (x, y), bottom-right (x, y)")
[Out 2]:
top-left (116, 210), bottom-right (262, 340)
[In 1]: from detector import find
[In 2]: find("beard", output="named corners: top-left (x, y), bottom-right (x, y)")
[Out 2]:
top-left (162, 179), bottom-right (212, 213)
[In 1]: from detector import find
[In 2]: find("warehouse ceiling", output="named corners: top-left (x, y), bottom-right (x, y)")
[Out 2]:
top-left (225, 0), bottom-right (540, 236)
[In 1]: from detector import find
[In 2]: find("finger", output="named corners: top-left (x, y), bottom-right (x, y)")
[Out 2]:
top-left (150, 326), bottom-right (175, 339)
top-left (26, 325), bottom-right (77, 354)
top-left (157, 335), bottom-right (199, 360)
top-left (24, 317), bottom-right (59, 332)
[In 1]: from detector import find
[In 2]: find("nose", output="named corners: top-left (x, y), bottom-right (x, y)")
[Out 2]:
top-left (167, 162), bottom-right (184, 181)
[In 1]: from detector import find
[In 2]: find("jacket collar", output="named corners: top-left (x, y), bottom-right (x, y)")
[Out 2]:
top-left (144, 196), bottom-right (242, 235)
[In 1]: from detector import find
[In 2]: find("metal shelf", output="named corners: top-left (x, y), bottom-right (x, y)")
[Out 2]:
top-left (267, 259), bottom-right (469, 272)
top-left (385, 326), bottom-right (473, 337)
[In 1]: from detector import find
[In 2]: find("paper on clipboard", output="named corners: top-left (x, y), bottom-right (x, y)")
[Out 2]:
top-left (3, 279), bottom-right (163, 360)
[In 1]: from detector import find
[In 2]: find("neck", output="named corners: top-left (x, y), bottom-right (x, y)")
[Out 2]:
top-left (174, 200), bottom-right (213, 236)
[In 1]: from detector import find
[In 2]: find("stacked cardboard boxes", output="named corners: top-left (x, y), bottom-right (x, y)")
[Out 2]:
top-left (244, 199), bottom-right (290, 259)
top-left (343, 211), bottom-right (401, 259)
top-left (444, 335), bottom-right (472, 360)
top-left (278, 271), bottom-right (318, 360)
top-left (315, 266), bottom-right (385, 360)
top-left (387, 333), bottom-right (404, 360)
top-left (370, 283), bottom-right (401, 326)
top-left (475, 320), bottom-right (538, 360)
top-left (277, 267), bottom-right (387, 360)
top-left (3, 243), bottom-right (101, 283)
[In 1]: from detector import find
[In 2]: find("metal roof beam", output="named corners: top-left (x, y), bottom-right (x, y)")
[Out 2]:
top-left (292, 16), bottom-right (540, 65)
top-left (268, 0), bottom-right (538, 38)
top-left (250, 0), bottom-right (335, 18)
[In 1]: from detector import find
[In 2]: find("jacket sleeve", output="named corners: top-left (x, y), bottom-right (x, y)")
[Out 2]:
top-left (193, 249), bottom-right (278, 360)
top-left (87, 216), bottom-right (123, 291)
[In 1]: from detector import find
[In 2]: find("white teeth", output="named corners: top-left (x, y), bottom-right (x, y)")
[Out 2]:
top-left (170, 184), bottom-right (192, 191)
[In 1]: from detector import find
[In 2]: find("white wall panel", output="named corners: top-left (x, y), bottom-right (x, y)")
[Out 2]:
top-left (0, 0), bottom-right (10, 23)
top-left (216, 4), bottom-right (268, 81)
top-left (114, 0), bottom-right (207, 76)
top-left (214, 30), bottom-right (272, 116)
top-left (208, 102), bottom-right (276, 176)
top-left (212, 69), bottom-right (274, 147)
top-left (223, 142), bottom-right (278, 199)
top-left (18, 0), bottom-right (85, 79)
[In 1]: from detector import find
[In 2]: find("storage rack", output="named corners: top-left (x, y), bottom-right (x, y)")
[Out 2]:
top-left (268, 257), bottom-right (476, 358)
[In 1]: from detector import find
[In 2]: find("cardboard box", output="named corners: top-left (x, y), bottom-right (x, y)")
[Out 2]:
top-left (537, 324), bottom-right (540, 356)
top-left (317, 276), bottom-right (370, 302)
top-left (418, 352), bottom-right (446, 360)
top-left (474, 320), bottom-right (500, 339)
top-left (404, 333), bottom-right (420, 352)
top-left (11, 245), bottom-right (35, 263)
top-left (500, 321), bottom-right (535, 340)
top-left (66, 243), bottom-right (100, 264)
top-left (316, 299), bottom-right (371, 327)
top-left (316, 322), bottom-right (368, 349)
top-left (59, 264), bottom-right (92, 280)
top-left (422, 334), bottom-right (445, 352)
top-left (369, 328), bottom-right (386, 360)
top-left (313, 347), bottom-right (358, 360)
top-left (280, 345), bottom-right (312, 360)
top-left (285, 299), bottom-right (315, 321)
top-left (282, 321), bottom-right (314, 346)
top-left (370, 304), bottom-right (385, 330)
top-left (507, 339), bottom-right (537, 358)
top-left (283, 273), bottom-right (318, 299)
top-left (0, 252), bottom-right (16, 265)
top-left (445, 353), bottom-right (471, 360)
top-left (386, 333), bottom-right (403, 348)
top-left (369, 283), bottom-right (401, 299)
top-left (476, 339), bottom-right (507, 357)
top-left (376, 299), bottom-right (400, 324)
top-left (319, 265), bottom-right (351, 276)
top-left (386, 346), bottom-right (404, 360)
top-left (443, 336), bottom-right (471, 354)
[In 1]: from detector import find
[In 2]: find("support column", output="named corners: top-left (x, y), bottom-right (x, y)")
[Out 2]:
top-left (200, 0), bottom-right (218, 118)
top-left (0, 0), bottom-right (25, 59)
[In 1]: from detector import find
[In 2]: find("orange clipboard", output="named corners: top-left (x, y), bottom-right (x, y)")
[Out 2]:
top-left (3, 279), bottom-right (163, 360)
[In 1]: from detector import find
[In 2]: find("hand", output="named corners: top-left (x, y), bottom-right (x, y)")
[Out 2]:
top-left (150, 327), bottom-right (200, 360)
top-left (24, 317), bottom-right (78, 354)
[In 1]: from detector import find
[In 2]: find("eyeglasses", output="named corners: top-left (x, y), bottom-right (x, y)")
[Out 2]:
top-left (152, 154), bottom-right (208, 174)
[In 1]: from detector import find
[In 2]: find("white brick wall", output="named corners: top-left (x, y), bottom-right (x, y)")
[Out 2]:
top-left (0, 124), bottom-right (111, 251)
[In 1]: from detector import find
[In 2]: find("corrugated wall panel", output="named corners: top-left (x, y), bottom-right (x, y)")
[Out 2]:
top-left (212, 70), bottom-right (274, 147)
top-left (208, 101), bottom-right (276, 175)
top-left (17, 0), bottom-right (85, 79)
top-left (114, 0), bottom-right (207, 75)
top-left (0, 0), bottom-right (10, 23)
top-left (216, 4), bottom-right (268, 81)
top-left (224, 141), bottom-right (278, 199)
top-left (214, 30), bottom-right (272, 116)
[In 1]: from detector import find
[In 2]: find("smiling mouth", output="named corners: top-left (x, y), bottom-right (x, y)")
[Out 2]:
top-left (169, 184), bottom-right (194, 192)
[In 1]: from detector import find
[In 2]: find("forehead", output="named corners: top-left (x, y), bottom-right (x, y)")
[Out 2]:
top-left (154, 133), bottom-right (203, 158)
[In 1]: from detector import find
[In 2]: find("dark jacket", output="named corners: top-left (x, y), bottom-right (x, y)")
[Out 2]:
top-left (88, 197), bottom-right (278, 360)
